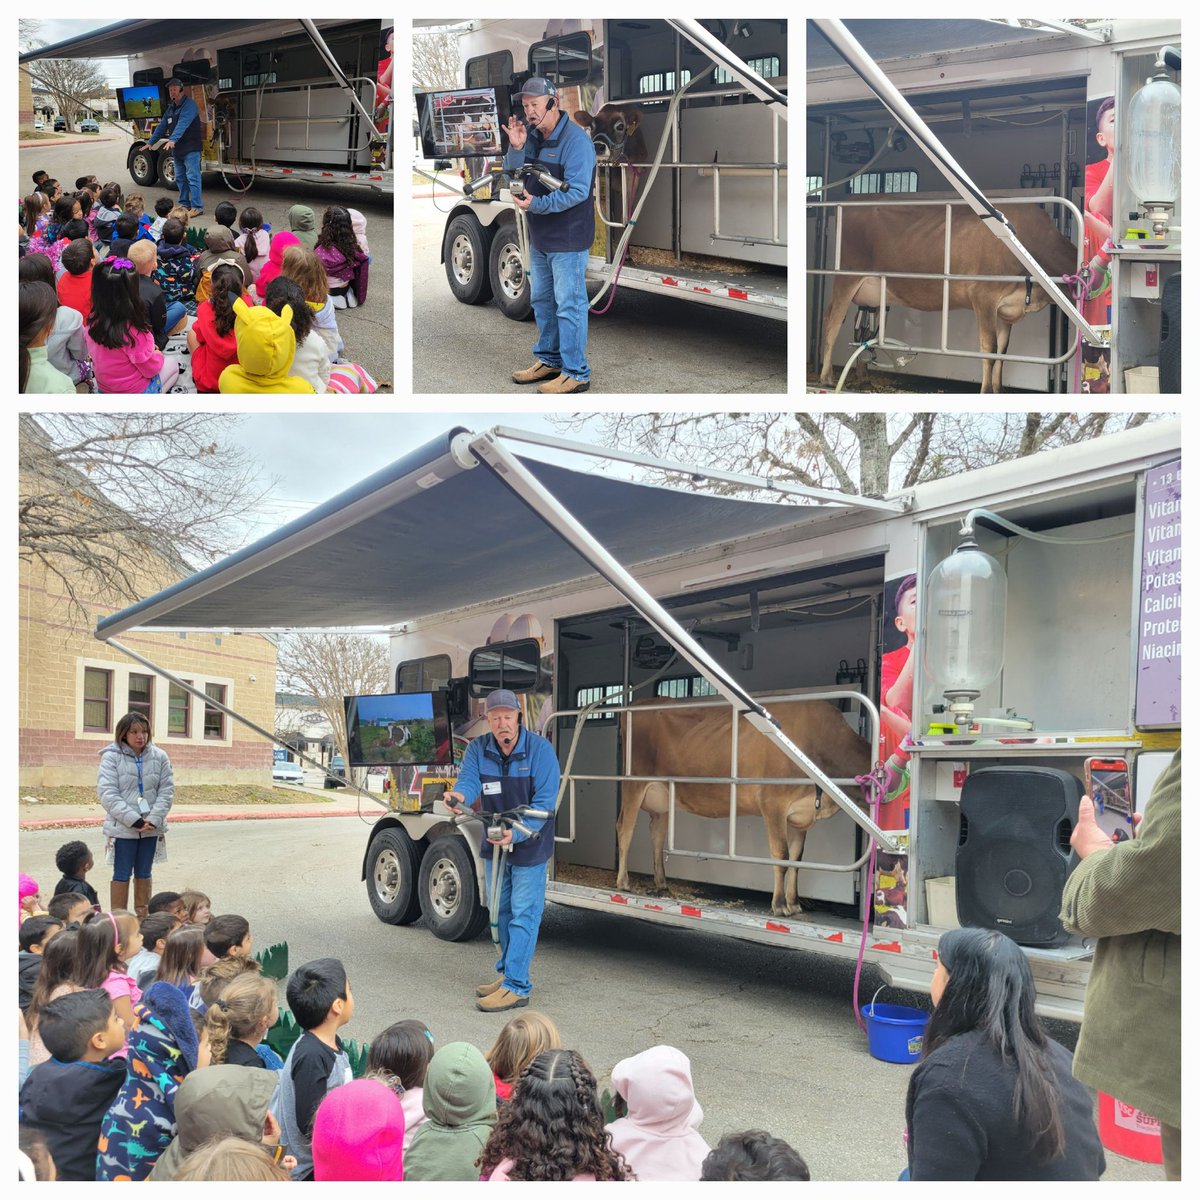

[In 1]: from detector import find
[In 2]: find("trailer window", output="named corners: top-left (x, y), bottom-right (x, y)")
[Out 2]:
top-left (713, 56), bottom-right (780, 85)
top-left (574, 683), bottom-right (624, 721)
top-left (529, 32), bottom-right (594, 87)
top-left (638, 70), bottom-right (691, 96)
top-left (465, 51), bottom-right (514, 93)
top-left (849, 170), bottom-right (918, 195)
top-left (656, 676), bottom-right (718, 699)
top-left (807, 175), bottom-right (823, 193)
top-left (468, 638), bottom-right (541, 696)
top-left (396, 655), bottom-right (452, 694)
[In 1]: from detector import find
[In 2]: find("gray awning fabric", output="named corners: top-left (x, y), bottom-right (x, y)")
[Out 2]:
top-left (806, 19), bottom-right (1079, 73)
top-left (95, 429), bottom-right (852, 640)
top-left (19, 19), bottom-right (363, 62)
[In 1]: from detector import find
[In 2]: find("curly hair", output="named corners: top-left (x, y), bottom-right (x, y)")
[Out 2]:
top-left (204, 971), bottom-right (276, 1065)
top-left (316, 205), bottom-right (363, 267)
top-left (54, 840), bottom-right (92, 876)
top-left (478, 1049), bottom-right (631, 1181)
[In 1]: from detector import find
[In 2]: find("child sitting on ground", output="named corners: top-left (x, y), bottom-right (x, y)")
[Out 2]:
top-left (218, 297), bottom-right (316, 394)
top-left (93, 183), bottom-right (123, 246)
top-left (700, 1130), bottom-right (811, 1181)
top-left (275, 958), bottom-right (355, 1179)
top-left (213, 200), bottom-right (237, 232)
top-left (203, 971), bottom-right (279, 1069)
top-left (263, 276), bottom-right (376, 393)
top-left (234, 206), bottom-right (271, 283)
top-left (252, 229), bottom-right (300, 298)
top-left (19, 915), bottom-right (64, 1010)
top-left (179, 889), bottom-right (212, 924)
top-left (287, 203), bottom-right (318, 248)
top-left (56, 238), bottom-right (96, 322)
top-left (149, 891), bottom-right (187, 919)
top-left (18, 255), bottom-right (92, 391)
top-left (279, 244), bottom-right (343, 361)
top-left (19, 990), bottom-right (127, 1181)
top-left (366, 1019), bottom-right (435, 1150)
top-left (126, 911), bottom-right (179, 989)
top-left (75, 909), bottom-right (143, 1041)
top-left (149, 195), bottom-right (174, 241)
top-left (128, 238), bottom-right (188, 350)
top-left (53, 840), bottom-right (100, 908)
top-left (19, 280), bottom-right (75, 394)
top-left (153, 217), bottom-right (200, 311)
top-left (485, 1010), bottom-right (562, 1102)
top-left (187, 262), bottom-right (246, 393)
top-left (47, 892), bottom-right (91, 926)
top-left (84, 257), bottom-right (180, 393)
top-left (315, 204), bottom-right (369, 308)
top-left (24, 926), bottom-right (82, 1069)
top-left (404, 1042), bottom-right (497, 1181)
top-left (154, 925), bottom-right (208, 998)
top-left (205, 913), bottom-right (254, 962)
top-left (312, 1078), bottom-right (406, 1181)
top-left (124, 192), bottom-right (155, 238)
top-left (192, 225), bottom-right (250, 306)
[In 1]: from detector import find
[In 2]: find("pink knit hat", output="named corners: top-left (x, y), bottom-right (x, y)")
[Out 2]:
top-left (19, 873), bottom-right (40, 928)
top-left (313, 1079), bottom-right (405, 1181)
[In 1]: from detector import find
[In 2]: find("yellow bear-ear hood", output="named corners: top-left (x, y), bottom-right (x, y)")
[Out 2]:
top-left (232, 298), bottom-right (296, 377)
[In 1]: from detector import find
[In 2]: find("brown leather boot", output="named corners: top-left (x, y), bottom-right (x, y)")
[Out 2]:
top-left (110, 879), bottom-right (130, 912)
top-left (134, 878), bottom-right (152, 919)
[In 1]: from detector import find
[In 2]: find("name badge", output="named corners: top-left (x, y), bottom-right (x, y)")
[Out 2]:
top-left (483, 781), bottom-right (503, 795)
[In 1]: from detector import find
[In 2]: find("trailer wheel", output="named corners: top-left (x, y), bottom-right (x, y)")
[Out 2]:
top-left (419, 836), bottom-right (488, 941)
top-left (160, 155), bottom-right (177, 189)
top-left (129, 148), bottom-right (158, 188)
top-left (365, 827), bottom-right (423, 925)
top-left (488, 223), bottom-right (532, 320)
top-left (443, 214), bottom-right (494, 305)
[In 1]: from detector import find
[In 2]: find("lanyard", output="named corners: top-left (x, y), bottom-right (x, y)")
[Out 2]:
top-left (135, 755), bottom-right (144, 798)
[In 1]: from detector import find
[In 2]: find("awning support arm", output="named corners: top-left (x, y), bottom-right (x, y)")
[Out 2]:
top-left (667, 19), bottom-right (788, 119)
top-left (102, 637), bottom-right (386, 806)
top-left (465, 431), bottom-right (900, 853)
top-left (811, 18), bottom-right (1105, 346)
top-left (491, 427), bottom-right (908, 515)
top-left (300, 18), bottom-right (384, 141)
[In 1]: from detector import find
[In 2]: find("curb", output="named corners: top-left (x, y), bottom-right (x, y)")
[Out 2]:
top-left (19, 137), bottom-right (121, 149)
top-left (19, 808), bottom-right (364, 831)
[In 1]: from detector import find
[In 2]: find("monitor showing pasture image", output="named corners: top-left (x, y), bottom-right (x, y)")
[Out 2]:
top-left (344, 691), bottom-right (452, 766)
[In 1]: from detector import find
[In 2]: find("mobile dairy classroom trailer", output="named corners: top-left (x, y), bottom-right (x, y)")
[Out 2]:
top-left (416, 18), bottom-right (787, 321)
top-left (20, 19), bottom-right (394, 195)
top-left (94, 419), bottom-right (1181, 1020)
top-left (808, 18), bottom-right (1182, 393)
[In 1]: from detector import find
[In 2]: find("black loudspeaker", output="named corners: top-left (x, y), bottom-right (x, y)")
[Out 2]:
top-left (1159, 272), bottom-right (1181, 394)
top-left (955, 766), bottom-right (1080, 946)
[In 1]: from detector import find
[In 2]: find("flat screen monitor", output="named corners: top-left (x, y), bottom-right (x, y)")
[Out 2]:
top-left (344, 691), bottom-right (452, 767)
top-left (116, 84), bottom-right (169, 122)
top-left (415, 86), bottom-right (507, 159)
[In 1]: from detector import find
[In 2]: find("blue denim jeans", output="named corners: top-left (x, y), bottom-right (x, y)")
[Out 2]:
top-left (112, 835), bottom-right (157, 882)
top-left (529, 245), bottom-right (590, 381)
top-left (487, 858), bottom-right (549, 996)
top-left (176, 151), bottom-right (202, 212)
top-left (164, 300), bottom-right (186, 334)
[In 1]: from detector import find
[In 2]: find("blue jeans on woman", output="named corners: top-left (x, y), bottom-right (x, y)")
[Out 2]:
top-left (487, 859), bottom-right (549, 996)
top-left (529, 245), bottom-right (590, 382)
top-left (112, 835), bottom-right (157, 882)
top-left (175, 150), bottom-right (202, 212)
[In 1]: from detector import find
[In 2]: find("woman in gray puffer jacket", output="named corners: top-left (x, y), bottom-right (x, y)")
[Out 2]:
top-left (98, 712), bottom-right (174, 918)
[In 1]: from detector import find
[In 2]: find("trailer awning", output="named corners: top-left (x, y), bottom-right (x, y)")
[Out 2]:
top-left (95, 428), bottom-right (880, 640)
top-left (19, 18), bottom-right (368, 62)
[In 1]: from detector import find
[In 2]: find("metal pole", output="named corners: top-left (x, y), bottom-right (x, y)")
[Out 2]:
top-left (465, 432), bottom-right (900, 852)
top-left (300, 18), bottom-right (384, 141)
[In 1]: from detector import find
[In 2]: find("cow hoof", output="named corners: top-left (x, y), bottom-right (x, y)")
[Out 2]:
top-left (772, 903), bottom-right (803, 918)
top-left (650, 886), bottom-right (674, 899)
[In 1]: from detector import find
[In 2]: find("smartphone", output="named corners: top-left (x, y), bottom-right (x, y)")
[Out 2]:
top-left (1083, 757), bottom-right (1134, 843)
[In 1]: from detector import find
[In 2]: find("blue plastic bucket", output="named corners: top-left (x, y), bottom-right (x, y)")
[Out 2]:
top-left (861, 999), bottom-right (929, 1064)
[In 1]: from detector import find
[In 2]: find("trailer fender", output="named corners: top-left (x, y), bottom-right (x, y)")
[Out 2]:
top-left (438, 200), bottom-right (513, 265)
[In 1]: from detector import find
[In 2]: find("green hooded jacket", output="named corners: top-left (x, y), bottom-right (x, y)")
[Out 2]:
top-left (403, 1042), bottom-right (496, 1181)
top-left (288, 205), bottom-right (318, 250)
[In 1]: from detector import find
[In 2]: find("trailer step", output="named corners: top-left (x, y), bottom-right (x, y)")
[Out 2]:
top-left (587, 258), bottom-right (786, 320)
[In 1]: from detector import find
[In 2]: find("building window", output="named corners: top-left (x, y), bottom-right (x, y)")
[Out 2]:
top-left (807, 175), bottom-right (824, 193)
top-left (713, 56), bottom-right (780, 85)
top-left (396, 655), bottom-right (452, 693)
top-left (655, 676), bottom-right (718, 699)
top-left (168, 682), bottom-right (191, 738)
top-left (204, 683), bottom-right (227, 740)
top-left (849, 170), bottom-right (918, 195)
top-left (638, 70), bottom-right (691, 95)
top-left (574, 683), bottom-right (624, 720)
top-left (83, 667), bottom-right (113, 732)
top-left (128, 673), bottom-right (154, 724)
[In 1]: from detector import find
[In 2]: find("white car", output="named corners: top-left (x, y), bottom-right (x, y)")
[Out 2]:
top-left (34, 119), bottom-right (44, 131)
top-left (272, 759), bottom-right (305, 784)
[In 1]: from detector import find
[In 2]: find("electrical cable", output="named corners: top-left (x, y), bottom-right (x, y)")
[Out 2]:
top-left (961, 506), bottom-right (1133, 544)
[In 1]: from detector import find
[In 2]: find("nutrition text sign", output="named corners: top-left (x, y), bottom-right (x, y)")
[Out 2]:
top-left (1136, 458), bottom-right (1181, 728)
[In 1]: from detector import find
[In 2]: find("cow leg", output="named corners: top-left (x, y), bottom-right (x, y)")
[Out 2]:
top-left (818, 276), bottom-right (867, 385)
top-left (762, 803), bottom-right (800, 916)
top-left (616, 781), bottom-right (672, 893)
top-left (993, 318), bottom-right (1014, 393)
top-left (615, 782), bottom-right (646, 891)
top-left (783, 824), bottom-right (809, 916)
top-left (647, 810), bottom-right (671, 896)
top-left (972, 297), bottom-right (1000, 393)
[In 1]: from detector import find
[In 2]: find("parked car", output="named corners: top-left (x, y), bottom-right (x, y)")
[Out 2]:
top-left (53, 117), bottom-right (66, 131)
top-left (272, 759), bottom-right (305, 784)
top-left (34, 119), bottom-right (44, 131)
top-left (324, 754), bottom-right (347, 789)
top-left (79, 118), bottom-right (99, 133)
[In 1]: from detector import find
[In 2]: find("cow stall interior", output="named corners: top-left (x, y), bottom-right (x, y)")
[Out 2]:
top-left (551, 556), bottom-right (883, 914)
top-left (807, 22), bottom-right (1092, 392)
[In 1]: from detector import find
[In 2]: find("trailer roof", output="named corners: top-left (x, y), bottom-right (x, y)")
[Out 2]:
top-left (19, 18), bottom-right (370, 62)
top-left (95, 428), bottom-right (863, 639)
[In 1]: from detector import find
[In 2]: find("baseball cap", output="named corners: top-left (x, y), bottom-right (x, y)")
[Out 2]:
top-left (485, 689), bottom-right (521, 712)
top-left (515, 76), bottom-right (558, 99)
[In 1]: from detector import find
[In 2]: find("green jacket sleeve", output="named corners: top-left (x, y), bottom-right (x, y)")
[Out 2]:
top-left (1060, 750), bottom-right (1181, 938)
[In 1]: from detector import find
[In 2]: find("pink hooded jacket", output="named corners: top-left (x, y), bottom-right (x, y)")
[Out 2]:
top-left (312, 1078), bottom-right (405, 1181)
top-left (604, 1045), bottom-right (711, 1182)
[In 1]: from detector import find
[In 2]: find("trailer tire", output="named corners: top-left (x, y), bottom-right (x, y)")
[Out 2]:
top-left (488, 222), bottom-right (532, 320)
top-left (365, 827), bottom-right (424, 925)
top-left (443, 214), bottom-right (494, 305)
top-left (129, 147), bottom-right (158, 188)
top-left (160, 155), bottom-right (177, 189)
top-left (419, 836), bottom-right (488, 941)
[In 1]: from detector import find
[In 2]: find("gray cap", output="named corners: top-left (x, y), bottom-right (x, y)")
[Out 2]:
top-left (515, 76), bottom-right (558, 99)
top-left (485, 689), bottom-right (521, 712)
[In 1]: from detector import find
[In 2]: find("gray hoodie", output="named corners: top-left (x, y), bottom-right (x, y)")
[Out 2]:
top-left (288, 204), bottom-right (318, 250)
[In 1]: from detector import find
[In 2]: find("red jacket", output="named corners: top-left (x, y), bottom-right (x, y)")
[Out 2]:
top-left (57, 268), bottom-right (94, 323)
top-left (190, 299), bottom-right (240, 393)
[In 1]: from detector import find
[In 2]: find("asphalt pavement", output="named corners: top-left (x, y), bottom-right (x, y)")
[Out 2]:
top-left (16, 813), bottom-right (1158, 1183)
top-left (411, 190), bottom-right (788, 395)
top-left (20, 131), bottom-right (393, 391)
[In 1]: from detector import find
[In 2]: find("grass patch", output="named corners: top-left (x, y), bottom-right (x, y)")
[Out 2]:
top-left (19, 784), bottom-right (337, 807)
top-left (23, 130), bottom-right (60, 140)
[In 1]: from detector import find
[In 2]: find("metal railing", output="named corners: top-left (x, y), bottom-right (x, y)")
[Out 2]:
top-left (808, 194), bottom-right (1084, 372)
top-left (223, 77), bottom-right (380, 158)
top-left (552, 689), bottom-right (880, 877)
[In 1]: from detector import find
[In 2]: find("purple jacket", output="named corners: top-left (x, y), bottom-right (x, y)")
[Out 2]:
top-left (315, 243), bottom-right (369, 305)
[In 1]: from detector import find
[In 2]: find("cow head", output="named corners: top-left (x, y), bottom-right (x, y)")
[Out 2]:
top-left (574, 104), bottom-right (647, 164)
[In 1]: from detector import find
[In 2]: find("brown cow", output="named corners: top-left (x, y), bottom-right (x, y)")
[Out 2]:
top-left (817, 203), bottom-right (1078, 393)
top-left (616, 697), bottom-right (873, 916)
top-left (575, 104), bottom-right (648, 215)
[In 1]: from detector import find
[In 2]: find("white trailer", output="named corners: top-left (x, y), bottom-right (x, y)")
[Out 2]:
top-left (95, 419), bottom-right (1181, 1020)
top-left (20, 19), bottom-right (394, 196)
top-left (417, 18), bottom-right (787, 320)
top-left (807, 18), bottom-right (1182, 393)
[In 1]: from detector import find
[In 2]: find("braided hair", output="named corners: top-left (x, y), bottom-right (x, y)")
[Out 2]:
top-left (478, 1049), bottom-right (632, 1181)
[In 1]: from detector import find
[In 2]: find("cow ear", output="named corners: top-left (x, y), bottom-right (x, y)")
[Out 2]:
top-left (573, 110), bottom-right (591, 126)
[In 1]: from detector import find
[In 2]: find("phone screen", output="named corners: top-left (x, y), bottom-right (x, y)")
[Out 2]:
top-left (1084, 758), bottom-right (1134, 843)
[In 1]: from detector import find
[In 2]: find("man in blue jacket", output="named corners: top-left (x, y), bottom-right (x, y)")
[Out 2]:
top-left (149, 79), bottom-right (204, 217)
top-left (446, 689), bottom-right (560, 1012)
top-left (504, 76), bottom-right (597, 395)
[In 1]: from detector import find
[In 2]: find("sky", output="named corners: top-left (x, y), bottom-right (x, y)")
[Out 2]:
top-left (23, 19), bottom-right (131, 88)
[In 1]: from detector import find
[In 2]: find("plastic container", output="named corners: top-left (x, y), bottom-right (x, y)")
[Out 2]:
top-left (1097, 1092), bottom-right (1163, 1164)
top-left (924, 875), bottom-right (959, 928)
top-left (861, 995), bottom-right (929, 1064)
top-left (1124, 366), bottom-right (1159, 393)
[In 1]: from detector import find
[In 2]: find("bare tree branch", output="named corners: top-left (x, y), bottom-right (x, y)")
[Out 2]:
top-left (413, 29), bottom-right (463, 91)
top-left (22, 57), bottom-right (109, 133)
